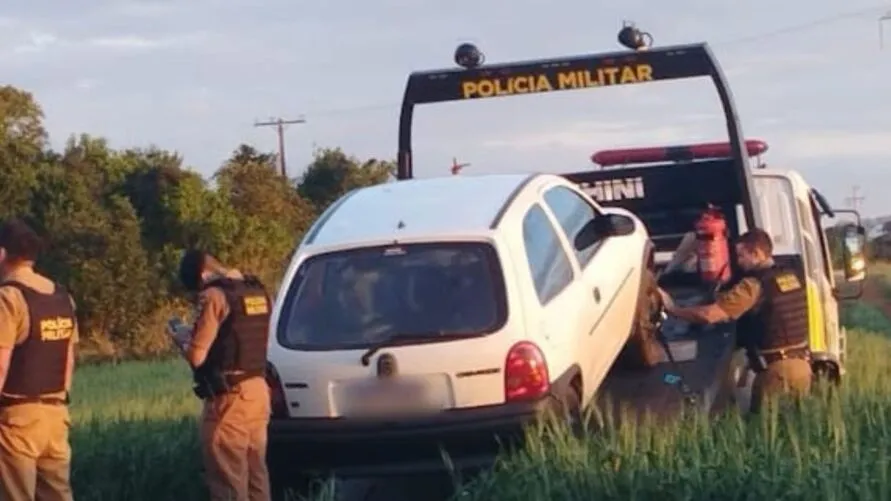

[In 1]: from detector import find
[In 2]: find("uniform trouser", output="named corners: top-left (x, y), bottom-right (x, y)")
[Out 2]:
top-left (0, 403), bottom-right (73, 501)
top-left (200, 376), bottom-right (272, 501)
top-left (750, 357), bottom-right (813, 414)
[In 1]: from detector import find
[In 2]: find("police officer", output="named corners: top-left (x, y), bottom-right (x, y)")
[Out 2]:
top-left (0, 218), bottom-right (78, 501)
top-left (175, 249), bottom-right (272, 501)
top-left (658, 228), bottom-right (812, 413)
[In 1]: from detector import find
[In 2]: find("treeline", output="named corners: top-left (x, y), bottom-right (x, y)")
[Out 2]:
top-left (0, 85), bottom-right (393, 362)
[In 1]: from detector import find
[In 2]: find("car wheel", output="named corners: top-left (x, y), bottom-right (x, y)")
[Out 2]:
top-left (558, 386), bottom-right (584, 436)
top-left (269, 466), bottom-right (317, 500)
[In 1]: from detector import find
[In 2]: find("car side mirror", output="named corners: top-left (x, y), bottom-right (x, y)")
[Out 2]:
top-left (821, 208), bottom-right (866, 301)
top-left (841, 224), bottom-right (867, 283)
top-left (574, 213), bottom-right (636, 251)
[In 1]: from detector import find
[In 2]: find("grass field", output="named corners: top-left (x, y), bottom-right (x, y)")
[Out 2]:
top-left (67, 288), bottom-right (891, 500)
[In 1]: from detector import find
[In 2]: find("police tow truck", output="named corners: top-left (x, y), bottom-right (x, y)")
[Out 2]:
top-left (389, 25), bottom-right (866, 419)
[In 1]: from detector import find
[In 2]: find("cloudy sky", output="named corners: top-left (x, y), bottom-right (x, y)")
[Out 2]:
top-left (2, 0), bottom-right (890, 216)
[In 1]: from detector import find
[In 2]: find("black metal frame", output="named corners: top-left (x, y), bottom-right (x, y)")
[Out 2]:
top-left (395, 42), bottom-right (762, 231)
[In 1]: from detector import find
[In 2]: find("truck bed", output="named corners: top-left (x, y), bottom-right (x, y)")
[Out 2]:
top-left (594, 284), bottom-right (741, 426)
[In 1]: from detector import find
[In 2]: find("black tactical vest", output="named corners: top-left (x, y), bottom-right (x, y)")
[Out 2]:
top-left (2, 281), bottom-right (76, 397)
top-left (736, 264), bottom-right (809, 351)
top-left (198, 275), bottom-right (271, 378)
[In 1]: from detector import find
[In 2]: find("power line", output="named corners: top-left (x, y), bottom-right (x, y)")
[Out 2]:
top-left (292, 5), bottom-right (889, 119)
top-left (713, 5), bottom-right (887, 46)
top-left (254, 117), bottom-right (306, 177)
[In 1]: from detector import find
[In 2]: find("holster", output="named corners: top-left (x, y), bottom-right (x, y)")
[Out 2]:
top-left (192, 368), bottom-right (232, 400)
top-left (745, 347), bottom-right (768, 374)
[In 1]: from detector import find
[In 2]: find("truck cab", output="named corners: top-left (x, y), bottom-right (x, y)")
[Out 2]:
top-left (749, 166), bottom-right (865, 382)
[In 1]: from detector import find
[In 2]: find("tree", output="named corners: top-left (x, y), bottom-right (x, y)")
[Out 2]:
top-left (211, 150), bottom-right (314, 289)
top-left (0, 84), bottom-right (399, 362)
top-left (297, 147), bottom-right (394, 212)
top-left (30, 163), bottom-right (160, 358)
top-left (225, 143), bottom-right (276, 170)
top-left (0, 86), bottom-right (48, 219)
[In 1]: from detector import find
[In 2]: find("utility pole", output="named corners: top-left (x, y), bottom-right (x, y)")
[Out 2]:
top-left (881, 11), bottom-right (891, 49)
top-left (844, 185), bottom-right (865, 212)
top-left (254, 116), bottom-right (306, 177)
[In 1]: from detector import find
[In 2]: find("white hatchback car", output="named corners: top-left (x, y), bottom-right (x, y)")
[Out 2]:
top-left (265, 172), bottom-right (653, 483)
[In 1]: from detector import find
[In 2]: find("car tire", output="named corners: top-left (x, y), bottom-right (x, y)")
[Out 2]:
top-left (557, 386), bottom-right (584, 436)
top-left (269, 464), bottom-right (316, 500)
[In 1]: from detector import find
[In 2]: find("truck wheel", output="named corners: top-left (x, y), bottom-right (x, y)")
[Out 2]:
top-left (812, 361), bottom-right (840, 386)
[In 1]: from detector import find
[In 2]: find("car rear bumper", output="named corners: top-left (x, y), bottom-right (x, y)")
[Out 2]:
top-left (267, 395), bottom-right (559, 477)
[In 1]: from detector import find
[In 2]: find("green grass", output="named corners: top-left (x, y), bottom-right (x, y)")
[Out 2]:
top-left (69, 359), bottom-right (206, 500)
top-left (450, 327), bottom-right (891, 501)
top-left (62, 300), bottom-right (891, 501)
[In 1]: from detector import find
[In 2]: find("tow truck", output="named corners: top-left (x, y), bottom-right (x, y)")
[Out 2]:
top-left (393, 27), bottom-right (867, 421)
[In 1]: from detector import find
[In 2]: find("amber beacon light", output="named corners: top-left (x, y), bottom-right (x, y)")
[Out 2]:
top-left (617, 21), bottom-right (653, 51)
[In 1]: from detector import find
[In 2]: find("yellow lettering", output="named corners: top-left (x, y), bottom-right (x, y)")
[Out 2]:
top-left (39, 316), bottom-right (74, 342)
top-left (600, 67), bottom-right (619, 85)
top-left (461, 81), bottom-right (478, 99)
top-left (775, 274), bottom-right (802, 293)
top-left (477, 80), bottom-right (494, 97)
top-left (243, 295), bottom-right (269, 316)
top-left (514, 76), bottom-right (529, 93)
top-left (533, 74), bottom-right (553, 92)
top-left (459, 63), bottom-right (656, 99)
top-left (556, 71), bottom-right (578, 89)
top-left (636, 64), bottom-right (654, 81)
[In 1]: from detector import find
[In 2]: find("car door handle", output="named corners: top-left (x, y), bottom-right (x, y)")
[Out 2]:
top-left (593, 287), bottom-right (601, 303)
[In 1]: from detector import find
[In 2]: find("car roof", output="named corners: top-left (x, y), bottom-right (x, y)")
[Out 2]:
top-left (305, 173), bottom-right (538, 248)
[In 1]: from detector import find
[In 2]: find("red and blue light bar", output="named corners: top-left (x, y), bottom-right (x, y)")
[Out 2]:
top-left (591, 139), bottom-right (768, 167)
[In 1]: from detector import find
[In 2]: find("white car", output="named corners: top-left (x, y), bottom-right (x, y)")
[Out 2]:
top-left (264, 172), bottom-right (653, 484)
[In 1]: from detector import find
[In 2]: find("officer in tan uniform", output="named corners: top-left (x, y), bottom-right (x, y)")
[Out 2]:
top-left (0, 218), bottom-right (78, 501)
top-left (658, 228), bottom-right (812, 413)
top-left (173, 249), bottom-right (272, 501)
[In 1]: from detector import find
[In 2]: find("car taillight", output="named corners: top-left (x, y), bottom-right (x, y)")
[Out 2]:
top-left (504, 341), bottom-right (549, 402)
top-left (265, 362), bottom-right (288, 418)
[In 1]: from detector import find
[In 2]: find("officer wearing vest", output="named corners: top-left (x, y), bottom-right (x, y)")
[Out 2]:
top-left (175, 249), bottom-right (272, 501)
top-left (0, 218), bottom-right (78, 501)
top-left (657, 228), bottom-right (812, 414)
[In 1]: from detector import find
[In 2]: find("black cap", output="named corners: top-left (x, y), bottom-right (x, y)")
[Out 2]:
top-left (0, 218), bottom-right (44, 262)
top-left (178, 249), bottom-right (207, 292)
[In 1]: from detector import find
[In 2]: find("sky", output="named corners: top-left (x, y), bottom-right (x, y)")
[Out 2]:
top-left (2, 0), bottom-right (891, 217)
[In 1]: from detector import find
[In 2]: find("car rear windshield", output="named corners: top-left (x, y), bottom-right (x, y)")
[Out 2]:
top-left (276, 242), bottom-right (508, 350)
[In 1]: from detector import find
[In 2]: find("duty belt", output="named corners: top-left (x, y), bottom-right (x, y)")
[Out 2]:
top-left (761, 344), bottom-right (811, 366)
top-left (225, 371), bottom-right (262, 388)
top-left (0, 393), bottom-right (69, 408)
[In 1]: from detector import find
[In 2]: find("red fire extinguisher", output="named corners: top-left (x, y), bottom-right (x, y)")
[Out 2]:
top-left (695, 205), bottom-right (731, 284)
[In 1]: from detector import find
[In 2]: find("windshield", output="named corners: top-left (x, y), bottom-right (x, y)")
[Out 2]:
top-left (277, 242), bottom-right (507, 350)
